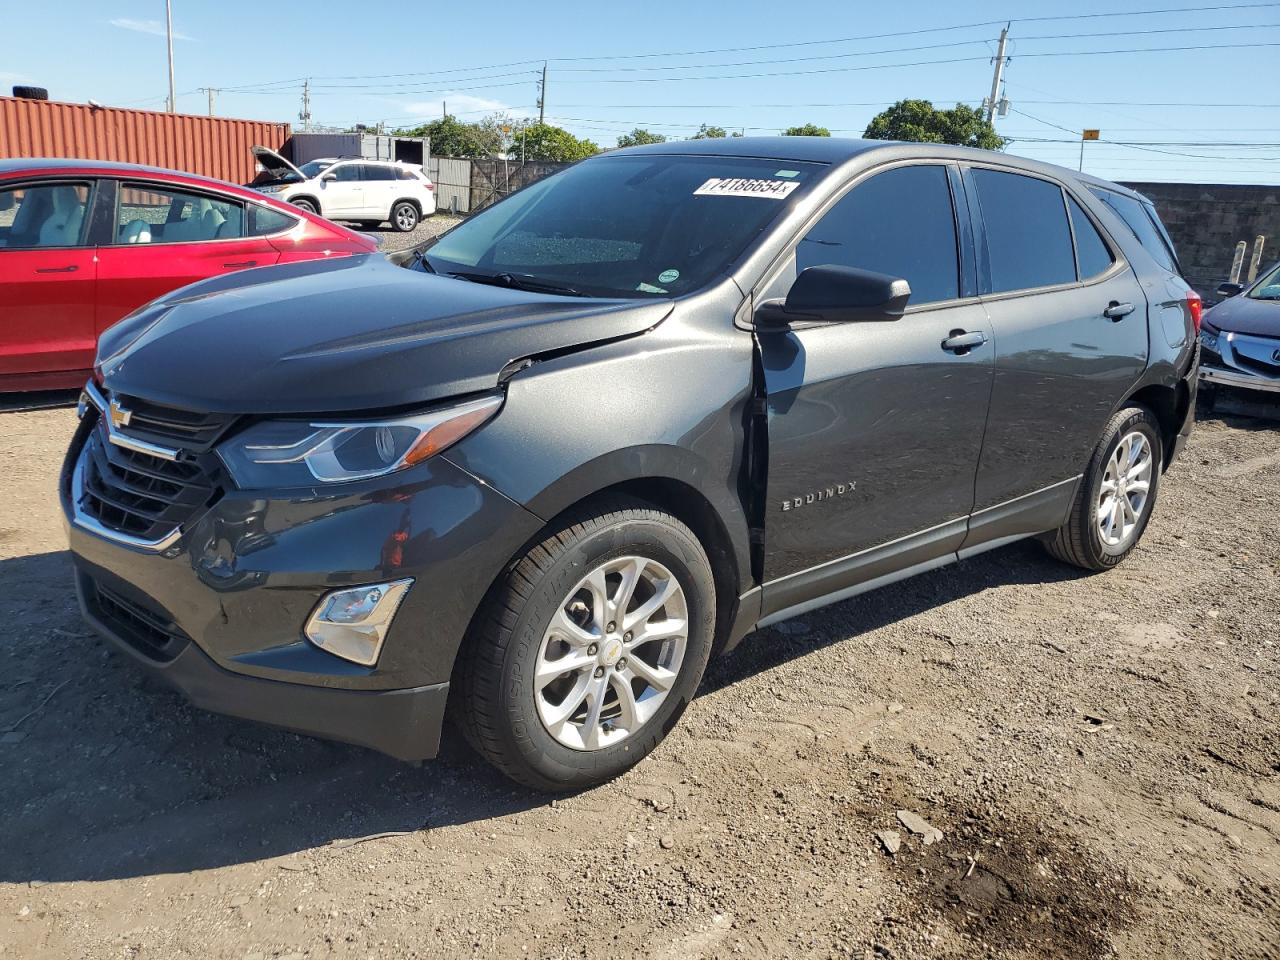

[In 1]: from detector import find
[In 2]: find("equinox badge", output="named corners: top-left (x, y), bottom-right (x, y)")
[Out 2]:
top-left (781, 481), bottom-right (856, 512)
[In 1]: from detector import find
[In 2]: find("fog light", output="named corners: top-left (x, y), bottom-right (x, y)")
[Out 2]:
top-left (304, 579), bottom-right (413, 666)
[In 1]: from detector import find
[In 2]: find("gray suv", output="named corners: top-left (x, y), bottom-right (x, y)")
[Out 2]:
top-left (63, 138), bottom-right (1198, 790)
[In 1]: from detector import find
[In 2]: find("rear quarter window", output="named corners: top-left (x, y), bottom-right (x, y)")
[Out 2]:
top-left (1089, 187), bottom-right (1179, 274)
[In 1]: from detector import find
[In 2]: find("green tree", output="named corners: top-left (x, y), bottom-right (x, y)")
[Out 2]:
top-left (691, 124), bottom-right (729, 139)
top-left (782, 123), bottom-right (831, 137)
top-left (515, 123), bottom-right (600, 162)
top-left (863, 100), bottom-right (1005, 150)
top-left (395, 114), bottom-right (497, 157)
top-left (617, 128), bottom-right (668, 148)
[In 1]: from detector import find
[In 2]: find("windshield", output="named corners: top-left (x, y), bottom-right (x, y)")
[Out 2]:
top-left (422, 154), bottom-right (824, 298)
top-left (1248, 261), bottom-right (1280, 301)
top-left (298, 160), bottom-right (334, 179)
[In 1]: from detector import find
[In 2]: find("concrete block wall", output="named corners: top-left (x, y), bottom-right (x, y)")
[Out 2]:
top-left (1120, 181), bottom-right (1280, 298)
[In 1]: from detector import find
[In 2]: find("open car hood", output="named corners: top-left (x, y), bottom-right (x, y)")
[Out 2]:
top-left (250, 145), bottom-right (306, 185)
top-left (96, 254), bottom-right (672, 415)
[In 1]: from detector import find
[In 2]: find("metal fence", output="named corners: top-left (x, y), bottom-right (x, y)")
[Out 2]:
top-left (425, 157), bottom-right (571, 216)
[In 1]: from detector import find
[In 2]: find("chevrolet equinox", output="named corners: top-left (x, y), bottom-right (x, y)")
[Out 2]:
top-left (63, 138), bottom-right (1199, 790)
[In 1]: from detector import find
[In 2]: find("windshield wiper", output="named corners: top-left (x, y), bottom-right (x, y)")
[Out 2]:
top-left (448, 270), bottom-right (584, 297)
top-left (410, 249), bottom-right (436, 273)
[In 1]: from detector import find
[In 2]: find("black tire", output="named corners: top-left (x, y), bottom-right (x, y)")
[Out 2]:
top-left (290, 197), bottom-right (319, 216)
top-left (12, 85), bottom-right (49, 100)
top-left (1043, 405), bottom-right (1163, 571)
top-left (391, 201), bottom-right (419, 232)
top-left (454, 497), bottom-right (715, 791)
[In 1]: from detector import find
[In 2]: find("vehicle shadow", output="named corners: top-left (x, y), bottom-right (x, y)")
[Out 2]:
top-left (0, 538), bottom-right (1083, 884)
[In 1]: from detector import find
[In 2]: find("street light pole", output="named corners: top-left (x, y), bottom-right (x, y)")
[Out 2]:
top-left (165, 0), bottom-right (177, 113)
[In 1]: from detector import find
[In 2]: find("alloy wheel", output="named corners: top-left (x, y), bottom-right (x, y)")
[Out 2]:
top-left (1097, 429), bottom-right (1153, 546)
top-left (533, 555), bottom-right (688, 751)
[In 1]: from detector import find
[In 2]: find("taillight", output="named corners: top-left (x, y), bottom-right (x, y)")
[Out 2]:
top-left (1186, 290), bottom-right (1202, 334)
top-left (425, 182), bottom-right (435, 192)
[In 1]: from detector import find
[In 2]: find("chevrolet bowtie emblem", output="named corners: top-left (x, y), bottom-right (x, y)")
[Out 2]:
top-left (108, 398), bottom-right (133, 430)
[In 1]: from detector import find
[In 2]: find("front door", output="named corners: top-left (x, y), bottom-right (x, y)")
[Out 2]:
top-left (95, 180), bottom-right (281, 331)
top-left (320, 163), bottom-right (366, 218)
top-left (758, 163), bottom-right (993, 617)
top-left (962, 167), bottom-right (1148, 543)
top-left (0, 179), bottom-right (99, 386)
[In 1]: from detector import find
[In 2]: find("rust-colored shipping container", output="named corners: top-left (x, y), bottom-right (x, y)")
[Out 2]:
top-left (0, 96), bottom-right (290, 185)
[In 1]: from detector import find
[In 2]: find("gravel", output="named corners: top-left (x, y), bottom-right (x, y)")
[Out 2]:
top-left (0, 394), bottom-right (1277, 959)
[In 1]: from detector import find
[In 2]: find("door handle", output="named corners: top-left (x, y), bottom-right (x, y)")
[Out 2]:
top-left (36, 264), bottom-right (79, 274)
top-left (941, 330), bottom-right (988, 354)
top-left (1103, 301), bottom-right (1135, 321)
top-left (223, 260), bottom-right (257, 268)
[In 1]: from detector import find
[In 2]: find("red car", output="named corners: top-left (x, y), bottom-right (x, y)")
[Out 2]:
top-left (0, 159), bottom-right (377, 392)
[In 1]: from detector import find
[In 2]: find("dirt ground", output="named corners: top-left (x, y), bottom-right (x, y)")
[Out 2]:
top-left (0, 393), bottom-right (1277, 960)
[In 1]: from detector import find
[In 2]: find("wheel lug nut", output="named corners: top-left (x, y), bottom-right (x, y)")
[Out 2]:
top-left (607, 621), bottom-right (616, 633)
top-left (623, 631), bottom-right (633, 643)
top-left (587, 643), bottom-right (598, 655)
top-left (593, 666), bottom-right (605, 678)
top-left (617, 658), bottom-right (627, 671)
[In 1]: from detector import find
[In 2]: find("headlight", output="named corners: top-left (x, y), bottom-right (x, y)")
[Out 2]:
top-left (257, 184), bottom-right (285, 194)
top-left (217, 394), bottom-right (501, 488)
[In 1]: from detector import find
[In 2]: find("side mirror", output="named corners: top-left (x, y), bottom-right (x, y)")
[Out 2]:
top-left (1216, 281), bottom-right (1244, 298)
top-left (321, 172), bottom-right (338, 183)
top-left (756, 265), bottom-right (911, 327)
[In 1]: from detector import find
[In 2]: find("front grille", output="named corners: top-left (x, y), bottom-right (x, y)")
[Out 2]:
top-left (89, 579), bottom-right (187, 661)
top-left (78, 421), bottom-right (222, 542)
top-left (107, 390), bottom-right (237, 453)
top-left (1234, 351), bottom-right (1280, 378)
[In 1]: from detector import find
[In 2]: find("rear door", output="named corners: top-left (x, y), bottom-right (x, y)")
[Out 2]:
top-left (360, 164), bottom-right (399, 219)
top-left (0, 179), bottom-right (99, 384)
top-left (95, 180), bottom-right (282, 332)
top-left (757, 162), bottom-right (993, 614)
top-left (962, 167), bottom-right (1147, 545)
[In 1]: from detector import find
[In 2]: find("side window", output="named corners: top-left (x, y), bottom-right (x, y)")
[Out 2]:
top-left (972, 169), bottom-right (1075, 293)
top-left (366, 165), bottom-right (397, 182)
top-left (798, 165), bottom-right (959, 305)
top-left (1067, 196), bottom-right (1114, 280)
top-left (1089, 188), bottom-right (1178, 273)
top-left (115, 184), bottom-right (244, 244)
top-left (248, 205), bottom-right (300, 236)
top-left (0, 182), bottom-right (92, 249)
top-left (332, 164), bottom-right (362, 182)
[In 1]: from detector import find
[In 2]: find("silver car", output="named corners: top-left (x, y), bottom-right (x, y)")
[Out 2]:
top-left (1201, 261), bottom-right (1280, 397)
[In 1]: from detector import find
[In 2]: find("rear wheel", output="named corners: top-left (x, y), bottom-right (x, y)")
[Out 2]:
top-left (1043, 405), bottom-right (1162, 571)
top-left (290, 198), bottom-right (319, 215)
top-left (455, 498), bottom-right (715, 791)
top-left (391, 201), bottom-right (419, 232)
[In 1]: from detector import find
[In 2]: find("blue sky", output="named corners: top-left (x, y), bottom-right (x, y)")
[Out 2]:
top-left (5, 0), bottom-right (1279, 183)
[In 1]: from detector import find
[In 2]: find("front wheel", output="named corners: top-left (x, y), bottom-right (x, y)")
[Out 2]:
top-left (1043, 405), bottom-right (1163, 571)
top-left (290, 197), bottom-right (319, 216)
top-left (391, 201), bottom-right (419, 232)
top-left (454, 498), bottom-right (715, 791)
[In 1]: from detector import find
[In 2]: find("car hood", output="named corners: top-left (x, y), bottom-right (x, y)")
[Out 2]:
top-left (97, 254), bottom-right (672, 415)
top-left (1205, 293), bottom-right (1280, 338)
top-left (251, 145), bottom-right (306, 185)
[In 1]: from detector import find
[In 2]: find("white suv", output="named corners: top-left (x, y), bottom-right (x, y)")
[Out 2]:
top-left (251, 147), bottom-right (437, 232)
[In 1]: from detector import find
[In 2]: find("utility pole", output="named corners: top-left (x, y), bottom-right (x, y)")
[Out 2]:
top-left (299, 79), bottom-right (312, 132)
top-left (538, 61), bottom-right (547, 125)
top-left (442, 100), bottom-right (447, 120)
top-left (984, 23), bottom-right (1009, 125)
top-left (199, 87), bottom-right (218, 116)
top-left (165, 0), bottom-right (177, 112)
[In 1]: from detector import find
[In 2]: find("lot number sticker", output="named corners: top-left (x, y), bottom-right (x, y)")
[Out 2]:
top-left (693, 177), bottom-right (800, 199)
